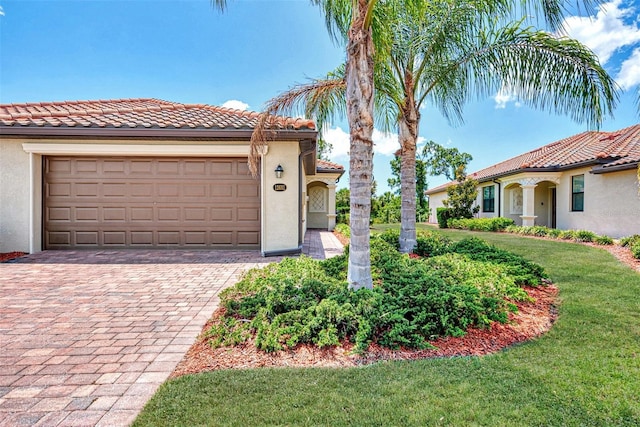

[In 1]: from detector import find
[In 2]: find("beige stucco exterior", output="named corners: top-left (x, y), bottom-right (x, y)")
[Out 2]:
top-left (0, 137), bottom-right (334, 254)
top-left (0, 139), bottom-right (32, 252)
top-left (428, 167), bottom-right (640, 238)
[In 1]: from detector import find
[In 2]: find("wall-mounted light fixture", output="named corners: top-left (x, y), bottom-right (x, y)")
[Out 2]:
top-left (275, 164), bottom-right (284, 179)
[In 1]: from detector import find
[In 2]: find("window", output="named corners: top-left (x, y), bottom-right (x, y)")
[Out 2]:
top-left (482, 185), bottom-right (495, 212)
top-left (571, 175), bottom-right (584, 211)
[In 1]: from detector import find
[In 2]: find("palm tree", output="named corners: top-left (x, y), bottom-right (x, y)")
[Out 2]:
top-left (253, 0), bottom-right (617, 254)
top-left (212, 0), bottom-right (381, 290)
top-left (378, 0), bottom-right (617, 252)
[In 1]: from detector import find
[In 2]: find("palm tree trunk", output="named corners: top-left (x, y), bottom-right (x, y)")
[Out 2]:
top-left (399, 89), bottom-right (419, 253)
top-left (346, 0), bottom-right (374, 290)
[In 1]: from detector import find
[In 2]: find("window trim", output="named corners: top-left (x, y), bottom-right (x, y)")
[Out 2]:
top-left (571, 174), bottom-right (584, 212)
top-left (482, 185), bottom-right (495, 213)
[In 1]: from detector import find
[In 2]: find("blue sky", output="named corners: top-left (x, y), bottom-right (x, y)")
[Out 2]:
top-left (1, 0), bottom-right (639, 193)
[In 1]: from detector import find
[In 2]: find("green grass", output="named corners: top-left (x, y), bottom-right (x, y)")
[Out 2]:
top-left (133, 227), bottom-right (640, 427)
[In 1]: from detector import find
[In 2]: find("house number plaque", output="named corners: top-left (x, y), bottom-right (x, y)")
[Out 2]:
top-left (273, 183), bottom-right (287, 192)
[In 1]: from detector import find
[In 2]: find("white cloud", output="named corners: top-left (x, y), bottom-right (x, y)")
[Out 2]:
top-left (493, 87), bottom-right (522, 109)
top-left (562, 0), bottom-right (640, 64)
top-left (322, 127), bottom-right (350, 159)
top-left (323, 127), bottom-right (428, 161)
top-left (0, 6), bottom-right (4, 16)
top-left (221, 99), bottom-right (249, 111)
top-left (616, 47), bottom-right (640, 89)
top-left (372, 129), bottom-right (400, 156)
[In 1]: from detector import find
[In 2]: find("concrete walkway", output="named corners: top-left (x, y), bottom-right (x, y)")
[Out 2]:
top-left (0, 230), bottom-right (343, 427)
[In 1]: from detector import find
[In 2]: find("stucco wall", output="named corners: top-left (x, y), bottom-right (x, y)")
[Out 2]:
top-left (0, 140), bottom-right (32, 252)
top-left (427, 192), bottom-right (448, 223)
top-left (557, 166), bottom-right (640, 237)
top-left (261, 141), bottom-right (301, 254)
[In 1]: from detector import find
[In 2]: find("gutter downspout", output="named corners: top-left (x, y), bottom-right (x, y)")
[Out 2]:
top-left (493, 179), bottom-right (501, 218)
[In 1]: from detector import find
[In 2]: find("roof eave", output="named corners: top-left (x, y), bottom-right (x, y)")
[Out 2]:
top-left (0, 125), bottom-right (318, 141)
top-left (591, 161), bottom-right (640, 174)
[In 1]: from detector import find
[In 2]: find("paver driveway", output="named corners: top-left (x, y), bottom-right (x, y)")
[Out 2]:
top-left (0, 249), bottom-right (280, 427)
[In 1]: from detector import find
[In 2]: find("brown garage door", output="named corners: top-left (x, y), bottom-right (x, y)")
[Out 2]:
top-left (44, 157), bottom-right (260, 249)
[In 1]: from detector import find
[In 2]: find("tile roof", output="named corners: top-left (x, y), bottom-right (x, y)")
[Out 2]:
top-left (0, 98), bottom-right (315, 131)
top-left (316, 159), bottom-right (344, 172)
top-left (426, 124), bottom-right (640, 194)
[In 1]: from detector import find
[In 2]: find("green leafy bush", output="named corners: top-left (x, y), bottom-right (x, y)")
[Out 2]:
top-left (546, 228), bottom-right (563, 239)
top-left (574, 229), bottom-right (597, 243)
top-left (448, 237), bottom-right (548, 286)
top-left (377, 228), bottom-right (452, 258)
top-left (205, 234), bottom-right (547, 353)
top-left (447, 217), bottom-right (515, 232)
top-left (594, 235), bottom-right (614, 245)
top-left (414, 230), bottom-right (452, 258)
top-left (436, 207), bottom-right (452, 228)
top-left (621, 235), bottom-right (640, 259)
top-left (620, 235), bottom-right (640, 248)
top-left (559, 230), bottom-right (576, 240)
top-left (334, 223), bottom-right (351, 238)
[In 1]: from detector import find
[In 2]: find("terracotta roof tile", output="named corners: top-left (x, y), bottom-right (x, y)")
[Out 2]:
top-left (0, 98), bottom-right (316, 131)
top-left (316, 159), bottom-right (345, 172)
top-left (427, 124), bottom-right (640, 194)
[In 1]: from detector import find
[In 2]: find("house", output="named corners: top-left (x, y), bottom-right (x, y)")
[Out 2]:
top-left (0, 98), bottom-right (344, 255)
top-left (426, 124), bottom-right (640, 238)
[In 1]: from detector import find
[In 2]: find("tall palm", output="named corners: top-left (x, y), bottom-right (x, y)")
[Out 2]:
top-left (212, 0), bottom-right (381, 290)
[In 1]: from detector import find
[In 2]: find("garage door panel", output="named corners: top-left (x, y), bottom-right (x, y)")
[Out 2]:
top-left (76, 231), bottom-right (99, 245)
top-left (104, 231), bottom-right (126, 245)
top-left (76, 207), bottom-right (99, 221)
top-left (45, 157), bottom-right (260, 249)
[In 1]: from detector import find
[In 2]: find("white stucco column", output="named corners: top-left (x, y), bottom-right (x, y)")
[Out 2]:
top-left (327, 183), bottom-right (337, 231)
top-left (520, 183), bottom-right (538, 226)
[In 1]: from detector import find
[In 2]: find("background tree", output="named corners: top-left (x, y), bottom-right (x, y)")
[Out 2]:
top-left (371, 191), bottom-right (401, 223)
top-left (443, 166), bottom-right (480, 219)
top-left (335, 187), bottom-right (351, 224)
top-left (422, 141), bottom-right (472, 181)
top-left (317, 137), bottom-right (334, 160)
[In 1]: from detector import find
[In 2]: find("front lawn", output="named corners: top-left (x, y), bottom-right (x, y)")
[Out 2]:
top-left (133, 229), bottom-right (640, 426)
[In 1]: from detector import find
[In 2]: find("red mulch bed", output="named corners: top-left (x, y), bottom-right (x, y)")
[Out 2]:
top-left (171, 284), bottom-right (558, 377)
top-left (0, 252), bottom-right (26, 262)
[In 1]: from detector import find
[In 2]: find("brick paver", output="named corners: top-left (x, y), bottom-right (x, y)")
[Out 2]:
top-left (0, 231), bottom-right (342, 426)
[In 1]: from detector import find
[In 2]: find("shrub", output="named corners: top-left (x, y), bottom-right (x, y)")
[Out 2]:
top-left (436, 207), bottom-right (452, 229)
top-left (334, 223), bottom-right (351, 238)
top-left (559, 230), bottom-right (576, 240)
top-left (504, 225), bottom-right (523, 234)
top-left (414, 230), bottom-right (452, 258)
top-left (594, 235), bottom-right (614, 245)
top-left (546, 228), bottom-right (563, 239)
top-left (448, 237), bottom-right (548, 286)
top-left (447, 217), bottom-right (515, 232)
top-left (621, 235), bottom-right (640, 260)
top-left (574, 230), bottom-right (597, 243)
top-left (205, 234), bottom-right (547, 353)
top-left (620, 235), bottom-right (640, 248)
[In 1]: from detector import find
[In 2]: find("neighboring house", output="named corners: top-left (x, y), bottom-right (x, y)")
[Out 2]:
top-left (0, 99), bottom-right (343, 255)
top-left (426, 124), bottom-right (640, 238)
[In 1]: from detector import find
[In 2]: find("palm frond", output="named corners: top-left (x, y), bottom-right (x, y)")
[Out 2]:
top-left (210, 0), bottom-right (227, 11)
top-left (442, 22), bottom-right (618, 128)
